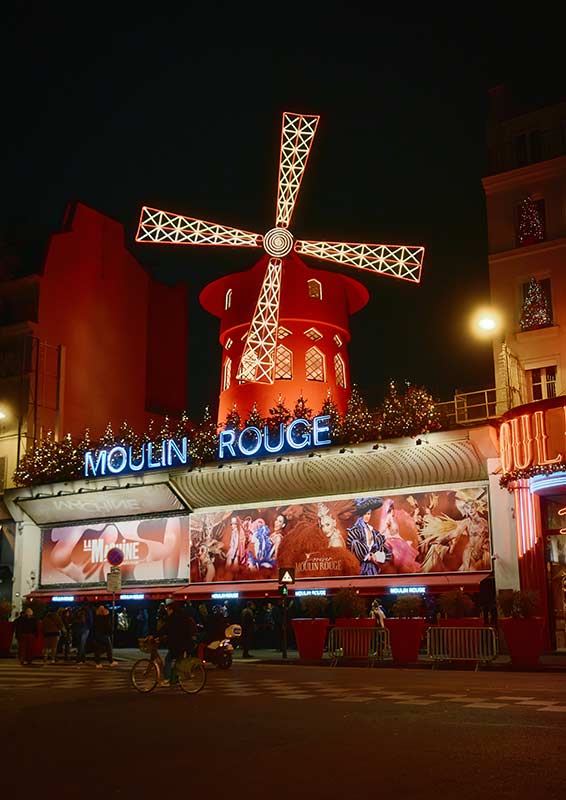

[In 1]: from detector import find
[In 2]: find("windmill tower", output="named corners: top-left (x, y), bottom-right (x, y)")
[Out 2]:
top-left (136, 113), bottom-right (424, 424)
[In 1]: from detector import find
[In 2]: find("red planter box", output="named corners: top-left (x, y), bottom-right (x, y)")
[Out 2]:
top-left (292, 618), bottom-right (329, 660)
top-left (437, 618), bottom-right (484, 627)
top-left (384, 618), bottom-right (427, 665)
top-left (499, 617), bottom-right (545, 668)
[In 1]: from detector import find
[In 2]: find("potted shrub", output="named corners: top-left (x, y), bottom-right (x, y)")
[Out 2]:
top-left (384, 594), bottom-right (427, 665)
top-left (292, 595), bottom-right (330, 660)
top-left (333, 588), bottom-right (373, 627)
top-left (498, 590), bottom-right (544, 668)
top-left (0, 600), bottom-right (14, 657)
top-left (436, 589), bottom-right (482, 626)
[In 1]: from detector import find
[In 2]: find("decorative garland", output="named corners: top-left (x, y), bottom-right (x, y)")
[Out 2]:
top-left (499, 461), bottom-right (566, 489)
top-left (13, 382), bottom-right (440, 487)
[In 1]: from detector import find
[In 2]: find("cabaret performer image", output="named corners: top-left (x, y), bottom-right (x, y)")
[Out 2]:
top-left (346, 497), bottom-right (392, 576)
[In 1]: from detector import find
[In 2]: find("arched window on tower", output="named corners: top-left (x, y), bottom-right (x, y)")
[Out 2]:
top-left (305, 346), bottom-right (325, 382)
top-left (225, 288), bottom-right (232, 310)
top-left (307, 279), bottom-right (322, 300)
top-left (223, 357), bottom-right (232, 391)
top-left (334, 353), bottom-right (346, 388)
top-left (275, 345), bottom-right (292, 380)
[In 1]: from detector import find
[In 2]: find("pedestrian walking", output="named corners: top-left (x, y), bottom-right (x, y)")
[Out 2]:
top-left (41, 609), bottom-right (64, 663)
top-left (14, 607), bottom-right (38, 665)
top-left (240, 601), bottom-right (256, 658)
top-left (93, 605), bottom-right (118, 669)
top-left (73, 602), bottom-right (93, 664)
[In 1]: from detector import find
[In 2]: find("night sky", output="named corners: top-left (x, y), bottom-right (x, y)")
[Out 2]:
top-left (3, 5), bottom-right (564, 419)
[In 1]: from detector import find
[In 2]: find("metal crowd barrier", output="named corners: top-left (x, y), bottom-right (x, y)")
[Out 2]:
top-left (327, 626), bottom-right (391, 667)
top-left (425, 626), bottom-right (498, 670)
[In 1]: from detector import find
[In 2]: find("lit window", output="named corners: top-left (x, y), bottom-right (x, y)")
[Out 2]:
top-left (305, 346), bottom-right (325, 382)
top-left (225, 289), bottom-right (232, 310)
top-left (528, 366), bottom-right (557, 401)
top-left (333, 334), bottom-right (342, 347)
top-left (307, 279), bottom-right (322, 299)
top-left (334, 354), bottom-right (346, 388)
top-left (275, 345), bottom-right (292, 380)
top-left (225, 338), bottom-right (233, 350)
top-left (304, 327), bottom-right (322, 341)
top-left (278, 326), bottom-right (292, 339)
top-left (223, 358), bottom-right (232, 391)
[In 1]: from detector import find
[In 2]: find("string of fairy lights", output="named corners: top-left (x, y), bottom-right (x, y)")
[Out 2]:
top-left (13, 383), bottom-right (440, 487)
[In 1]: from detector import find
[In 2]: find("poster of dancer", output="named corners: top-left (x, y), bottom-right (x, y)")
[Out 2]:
top-left (189, 485), bottom-right (491, 582)
top-left (40, 515), bottom-right (190, 587)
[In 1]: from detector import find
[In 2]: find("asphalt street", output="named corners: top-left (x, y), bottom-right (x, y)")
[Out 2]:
top-left (2, 658), bottom-right (564, 799)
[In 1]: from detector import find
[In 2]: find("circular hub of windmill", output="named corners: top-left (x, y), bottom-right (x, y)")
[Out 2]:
top-left (263, 227), bottom-right (294, 258)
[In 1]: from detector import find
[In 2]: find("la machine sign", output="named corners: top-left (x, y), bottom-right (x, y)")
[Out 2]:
top-left (218, 415), bottom-right (331, 460)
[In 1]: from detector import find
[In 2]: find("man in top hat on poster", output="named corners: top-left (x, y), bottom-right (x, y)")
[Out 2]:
top-left (347, 497), bottom-right (392, 576)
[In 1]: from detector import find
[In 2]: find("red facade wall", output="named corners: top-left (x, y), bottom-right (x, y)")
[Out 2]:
top-left (36, 203), bottom-right (187, 439)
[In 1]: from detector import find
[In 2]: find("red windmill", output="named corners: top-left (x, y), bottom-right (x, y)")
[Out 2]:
top-left (136, 112), bottom-right (424, 424)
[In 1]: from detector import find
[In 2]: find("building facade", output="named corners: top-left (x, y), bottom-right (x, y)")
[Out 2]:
top-left (483, 87), bottom-right (566, 649)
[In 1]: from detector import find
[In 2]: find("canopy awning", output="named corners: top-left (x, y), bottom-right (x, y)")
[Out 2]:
top-left (170, 438), bottom-right (488, 511)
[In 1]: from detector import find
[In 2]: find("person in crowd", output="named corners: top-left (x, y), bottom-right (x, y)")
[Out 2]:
top-left (73, 602), bottom-right (93, 664)
top-left (41, 608), bottom-right (64, 663)
top-left (14, 606), bottom-right (38, 665)
top-left (116, 607), bottom-right (130, 646)
top-left (155, 600), bottom-right (197, 686)
top-left (347, 497), bottom-right (392, 576)
top-left (240, 600), bottom-right (256, 658)
top-left (135, 608), bottom-right (149, 638)
top-left (369, 598), bottom-right (386, 628)
top-left (93, 605), bottom-right (118, 669)
top-left (58, 607), bottom-right (73, 660)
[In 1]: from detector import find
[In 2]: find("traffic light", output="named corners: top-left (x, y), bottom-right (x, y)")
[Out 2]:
top-left (278, 583), bottom-right (289, 597)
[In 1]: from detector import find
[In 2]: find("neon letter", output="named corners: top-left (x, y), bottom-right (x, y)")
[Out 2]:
top-left (533, 410), bottom-right (562, 466)
top-left (147, 442), bottom-right (162, 469)
top-left (510, 414), bottom-right (533, 470)
top-left (107, 446), bottom-right (128, 474)
top-left (128, 445), bottom-right (145, 472)
top-left (264, 424), bottom-right (285, 453)
top-left (313, 414), bottom-right (331, 446)
top-left (168, 437), bottom-right (188, 466)
top-left (499, 421), bottom-right (513, 474)
top-left (219, 429), bottom-right (237, 459)
top-left (238, 427), bottom-right (262, 457)
top-left (84, 450), bottom-right (107, 478)
top-left (286, 418), bottom-right (311, 450)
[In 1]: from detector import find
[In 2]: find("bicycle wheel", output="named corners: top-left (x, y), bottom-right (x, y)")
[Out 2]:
top-left (176, 656), bottom-right (206, 694)
top-left (131, 658), bottom-right (159, 693)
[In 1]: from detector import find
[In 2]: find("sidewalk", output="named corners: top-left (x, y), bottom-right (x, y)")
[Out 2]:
top-left (110, 647), bottom-right (566, 672)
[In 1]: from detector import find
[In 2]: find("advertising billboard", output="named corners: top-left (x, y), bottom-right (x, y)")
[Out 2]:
top-left (189, 486), bottom-right (491, 583)
top-left (40, 515), bottom-right (190, 587)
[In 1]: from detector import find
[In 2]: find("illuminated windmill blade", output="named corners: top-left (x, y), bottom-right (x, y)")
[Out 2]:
top-left (136, 206), bottom-right (262, 248)
top-left (236, 257), bottom-right (283, 384)
top-left (294, 239), bottom-right (425, 283)
top-left (275, 113), bottom-right (320, 228)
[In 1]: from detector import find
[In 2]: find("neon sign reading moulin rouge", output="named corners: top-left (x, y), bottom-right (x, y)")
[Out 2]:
top-left (218, 415), bottom-right (331, 460)
top-left (85, 438), bottom-right (189, 478)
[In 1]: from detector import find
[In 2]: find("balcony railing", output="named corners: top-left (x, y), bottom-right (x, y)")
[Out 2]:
top-left (435, 387), bottom-right (509, 428)
top-left (487, 125), bottom-right (566, 175)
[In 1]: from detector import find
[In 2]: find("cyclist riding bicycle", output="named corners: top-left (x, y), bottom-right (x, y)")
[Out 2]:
top-left (155, 601), bottom-right (198, 685)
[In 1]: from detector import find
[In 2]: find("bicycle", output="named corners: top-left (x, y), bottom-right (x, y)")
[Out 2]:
top-left (131, 636), bottom-right (206, 694)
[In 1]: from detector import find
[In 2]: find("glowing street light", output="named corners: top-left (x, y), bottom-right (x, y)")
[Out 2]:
top-left (470, 307), bottom-right (502, 339)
